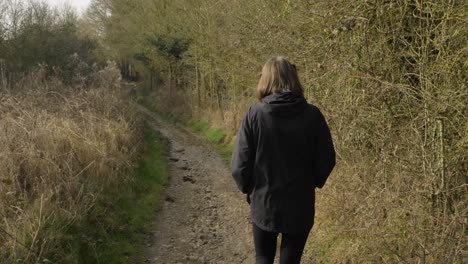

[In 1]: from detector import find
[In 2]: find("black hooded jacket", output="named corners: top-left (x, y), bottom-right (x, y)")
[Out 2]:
top-left (231, 91), bottom-right (336, 234)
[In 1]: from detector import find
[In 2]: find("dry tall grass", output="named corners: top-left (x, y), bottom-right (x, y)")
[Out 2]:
top-left (0, 63), bottom-right (143, 263)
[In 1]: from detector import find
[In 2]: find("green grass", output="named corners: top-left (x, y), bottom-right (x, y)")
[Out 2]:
top-left (187, 119), bottom-right (233, 162)
top-left (64, 126), bottom-right (169, 264)
top-left (138, 90), bottom-right (233, 162)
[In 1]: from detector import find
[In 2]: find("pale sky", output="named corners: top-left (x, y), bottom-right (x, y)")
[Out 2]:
top-left (45, 0), bottom-right (92, 14)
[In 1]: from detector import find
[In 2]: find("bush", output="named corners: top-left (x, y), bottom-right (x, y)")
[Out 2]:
top-left (0, 0), bottom-right (99, 84)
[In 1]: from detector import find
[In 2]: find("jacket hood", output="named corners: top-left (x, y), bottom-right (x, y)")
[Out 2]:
top-left (261, 91), bottom-right (308, 117)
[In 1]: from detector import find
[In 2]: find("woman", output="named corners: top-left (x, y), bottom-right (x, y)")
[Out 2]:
top-left (231, 56), bottom-right (336, 264)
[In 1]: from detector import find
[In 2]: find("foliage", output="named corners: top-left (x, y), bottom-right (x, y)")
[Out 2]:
top-left (0, 1), bottom-right (171, 263)
top-left (0, 1), bottom-right (99, 83)
top-left (147, 36), bottom-right (190, 61)
top-left (95, 0), bottom-right (467, 262)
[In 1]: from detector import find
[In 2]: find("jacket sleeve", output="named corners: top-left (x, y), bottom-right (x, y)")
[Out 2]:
top-left (231, 108), bottom-right (256, 194)
top-left (313, 110), bottom-right (336, 188)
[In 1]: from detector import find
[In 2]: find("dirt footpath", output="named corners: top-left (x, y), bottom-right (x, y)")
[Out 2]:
top-left (136, 105), bottom-right (255, 264)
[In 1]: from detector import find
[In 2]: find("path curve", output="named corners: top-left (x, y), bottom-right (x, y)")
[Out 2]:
top-left (137, 105), bottom-right (255, 264)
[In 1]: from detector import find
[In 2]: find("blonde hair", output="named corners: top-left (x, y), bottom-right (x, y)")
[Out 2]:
top-left (256, 56), bottom-right (304, 100)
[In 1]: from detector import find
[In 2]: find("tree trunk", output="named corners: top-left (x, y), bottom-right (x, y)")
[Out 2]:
top-left (150, 68), bottom-right (153, 91)
top-left (169, 63), bottom-right (173, 97)
top-left (210, 67), bottom-right (214, 109)
top-left (216, 82), bottom-right (224, 122)
top-left (196, 55), bottom-right (200, 107)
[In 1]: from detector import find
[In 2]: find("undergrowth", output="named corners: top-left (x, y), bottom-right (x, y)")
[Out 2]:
top-left (0, 66), bottom-right (168, 263)
top-left (67, 127), bottom-right (168, 264)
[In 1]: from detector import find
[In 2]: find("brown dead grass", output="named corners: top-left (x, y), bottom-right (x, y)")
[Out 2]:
top-left (0, 64), bottom-right (143, 263)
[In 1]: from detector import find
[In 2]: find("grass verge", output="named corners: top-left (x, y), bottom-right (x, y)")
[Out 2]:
top-left (139, 92), bottom-right (233, 162)
top-left (66, 126), bottom-right (169, 264)
top-left (187, 120), bottom-right (233, 162)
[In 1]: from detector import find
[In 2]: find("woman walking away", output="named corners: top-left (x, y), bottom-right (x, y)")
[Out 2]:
top-left (231, 56), bottom-right (336, 264)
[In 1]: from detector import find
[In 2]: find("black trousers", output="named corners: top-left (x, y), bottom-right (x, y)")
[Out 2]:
top-left (253, 224), bottom-right (310, 264)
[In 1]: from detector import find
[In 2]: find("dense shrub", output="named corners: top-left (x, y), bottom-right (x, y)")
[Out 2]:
top-left (0, 0), bottom-right (99, 84)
